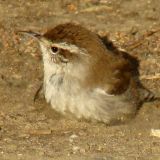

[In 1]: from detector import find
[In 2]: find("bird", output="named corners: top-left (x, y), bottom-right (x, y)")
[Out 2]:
top-left (19, 23), bottom-right (155, 124)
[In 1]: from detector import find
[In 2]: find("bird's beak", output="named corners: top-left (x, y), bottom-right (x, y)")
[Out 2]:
top-left (17, 30), bottom-right (42, 40)
top-left (17, 30), bottom-right (52, 46)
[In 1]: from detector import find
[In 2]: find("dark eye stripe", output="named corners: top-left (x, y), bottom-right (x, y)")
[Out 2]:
top-left (51, 46), bottom-right (59, 53)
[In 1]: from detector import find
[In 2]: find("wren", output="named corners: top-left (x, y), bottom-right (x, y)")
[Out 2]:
top-left (19, 23), bottom-right (155, 124)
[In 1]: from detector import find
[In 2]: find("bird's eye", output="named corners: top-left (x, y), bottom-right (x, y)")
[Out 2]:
top-left (51, 46), bottom-right (59, 54)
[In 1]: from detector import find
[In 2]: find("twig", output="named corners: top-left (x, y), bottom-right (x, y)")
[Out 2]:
top-left (25, 129), bottom-right (52, 135)
top-left (140, 73), bottom-right (160, 80)
top-left (80, 5), bottom-right (112, 13)
top-left (127, 28), bottom-right (160, 50)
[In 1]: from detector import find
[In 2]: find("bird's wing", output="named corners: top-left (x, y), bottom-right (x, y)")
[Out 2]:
top-left (98, 35), bottom-right (140, 95)
top-left (103, 56), bottom-right (133, 95)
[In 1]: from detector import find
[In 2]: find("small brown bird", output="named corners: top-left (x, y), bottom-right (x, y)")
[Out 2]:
top-left (20, 23), bottom-right (155, 124)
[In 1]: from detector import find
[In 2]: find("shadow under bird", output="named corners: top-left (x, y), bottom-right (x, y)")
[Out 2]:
top-left (19, 23), bottom-right (156, 124)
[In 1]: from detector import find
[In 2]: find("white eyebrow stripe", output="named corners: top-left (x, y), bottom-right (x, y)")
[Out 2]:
top-left (52, 42), bottom-right (88, 56)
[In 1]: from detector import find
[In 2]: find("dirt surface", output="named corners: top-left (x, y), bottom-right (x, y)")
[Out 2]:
top-left (0, 0), bottom-right (160, 159)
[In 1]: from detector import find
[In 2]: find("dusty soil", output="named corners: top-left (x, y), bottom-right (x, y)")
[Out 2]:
top-left (0, 0), bottom-right (160, 159)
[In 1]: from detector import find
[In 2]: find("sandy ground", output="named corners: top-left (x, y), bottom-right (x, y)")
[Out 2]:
top-left (0, 0), bottom-right (160, 159)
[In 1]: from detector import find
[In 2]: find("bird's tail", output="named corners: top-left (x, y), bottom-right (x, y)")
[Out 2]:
top-left (139, 87), bottom-right (155, 102)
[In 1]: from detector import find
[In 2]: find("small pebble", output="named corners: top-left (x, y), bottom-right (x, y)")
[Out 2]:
top-left (72, 146), bottom-right (80, 154)
top-left (69, 134), bottom-right (79, 143)
top-left (150, 129), bottom-right (160, 138)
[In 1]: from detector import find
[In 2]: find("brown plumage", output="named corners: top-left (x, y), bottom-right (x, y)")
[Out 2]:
top-left (43, 23), bottom-right (147, 96)
top-left (22, 23), bottom-right (155, 124)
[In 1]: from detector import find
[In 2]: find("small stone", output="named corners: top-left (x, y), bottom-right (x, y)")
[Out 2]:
top-left (72, 146), bottom-right (80, 154)
top-left (150, 129), bottom-right (160, 138)
top-left (69, 134), bottom-right (79, 143)
top-left (70, 134), bottom-right (78, 139)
